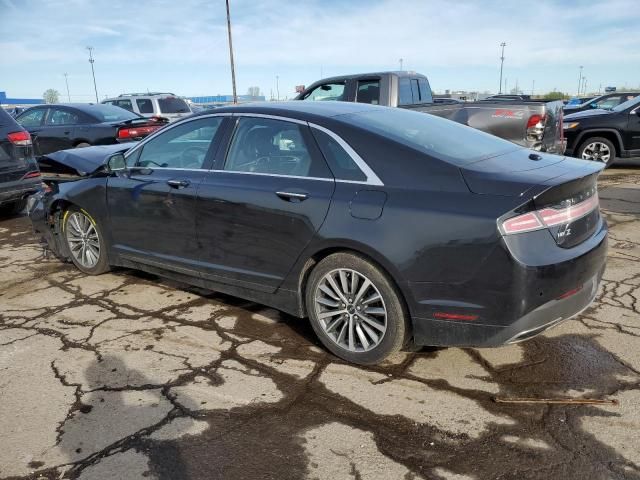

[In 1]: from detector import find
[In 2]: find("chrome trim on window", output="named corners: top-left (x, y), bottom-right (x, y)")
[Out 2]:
top-left (308, 123), bottom-right (384, 186)
top-left (210, 169), bottom-right (333, 182)
top-left (233, 112), bottom-right (308, 125)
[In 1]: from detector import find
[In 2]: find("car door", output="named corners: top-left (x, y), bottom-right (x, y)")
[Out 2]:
top-left (15, 107), bottom-right (46, 155)
top-left (106, 115), bottom-right (227, 272)
top-left (628, 103), bottom-right (640, 150)
top-left (38, 107), bottom-right (81, 154)
top-left (196, 115), bottom-right (335, 292)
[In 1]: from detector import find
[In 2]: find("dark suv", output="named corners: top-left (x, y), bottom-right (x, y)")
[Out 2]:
top-left (563, 95), bottom-right (640, 165)
top-left (0, 108), bottom-right (41, 215)
top-left (563, 92), bottom-right (639, 115)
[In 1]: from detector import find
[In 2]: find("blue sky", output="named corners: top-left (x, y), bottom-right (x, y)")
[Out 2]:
top-left (1, 0), bottom-right (639, 101)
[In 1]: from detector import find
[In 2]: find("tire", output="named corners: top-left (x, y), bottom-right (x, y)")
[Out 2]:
top-left (61, 206), bottom-right (110, 275)
top-left (576, 137), bottom-right (616, 166)
top-left (75, 142), bottom-right (91, 148)
top-left (0, 199), bottom-right (27, 216)
top-left (305, 252), bottom-right (409, 365)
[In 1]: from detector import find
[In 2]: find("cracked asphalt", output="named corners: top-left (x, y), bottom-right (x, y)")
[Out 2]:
top-left (1, 167), bottom-right (639, 480)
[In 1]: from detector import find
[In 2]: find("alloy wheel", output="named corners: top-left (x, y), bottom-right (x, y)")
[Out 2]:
top-left (581, 142), bottom-right (611, 163)
top-left (65, 211), bottom-right (101, 269)
top-left (314, 268), bottom-right (387, 352)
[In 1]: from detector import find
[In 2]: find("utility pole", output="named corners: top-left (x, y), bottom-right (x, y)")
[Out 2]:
top-left (63, 73), bottom-right (71, 102)
top-left (577, 65), bottom-right (583, 96)
top-left (515, 78), bottom-right (519, 95)
top-left (531, 80), bottom-right (535, 96)
top-left (498, 42), bottom-right (506, 94)
top-left (505, 78), bottom-right (508, 95)
top-left (598, 83), bottom-right (602, 94)
top-left (276, 75), bottom-right (280, 101)
top-left (86, 47), bottom-right (99, 103)
top-left (583, 77), bottom-right (588, 95)
top-left (225, 0), bottom-right (238, 104)
top-left (399, 58), bottom-right (403, 71)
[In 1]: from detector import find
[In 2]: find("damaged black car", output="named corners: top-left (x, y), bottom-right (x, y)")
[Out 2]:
top-left (29, 102), bottom-right (607, 365)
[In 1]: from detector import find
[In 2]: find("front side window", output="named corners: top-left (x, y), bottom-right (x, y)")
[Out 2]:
top-left (17, 108), bottom-right (45, 127)
top-left (134, 117), bottom-right (223, 169)
top-left (356, 80), bottom-right (380, 105)
top-left (302, 83), bottom-right (346, 101)
top-left (224, 117), bottom-right (328, 178)
top-left (312, 129), bottom-right (366, 181)
top-left (46, 109), bottom-right (79, 125)
top-left (595, 96), bottom-right (621, 110)
top-left (136, 99), bottom-right (154, 114)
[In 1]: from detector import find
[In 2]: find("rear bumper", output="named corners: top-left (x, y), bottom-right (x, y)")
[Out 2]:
top-left (0, 179), bottom-right (40, 206)
top-left (410, 220), bottom-right (608, 347)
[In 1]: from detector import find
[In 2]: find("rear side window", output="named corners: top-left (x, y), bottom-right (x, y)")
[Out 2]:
top-left (136, 99), bottom-right (154, 114)
top-left (312, 129), bottom-right (366, 181)
top-left (158, 97), bottom-right (190, 113)
top-left (356, 80), bottom-right (380, 105)
top-left (418, 79), bottom-right (433, 103)
top-left (224, 117), bottom-right (330, 178)
top-left (398, 78), bottom-right (433, 105)
top-left (46, 109), bottom-right (79, 125)
top-left (398, 78), bottom-right (413, 105)
top-left (17, 109), bottom-right (45, 127)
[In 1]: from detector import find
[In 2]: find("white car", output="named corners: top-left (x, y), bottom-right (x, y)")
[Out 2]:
top-left (102, 93), bottom-right (192, 122)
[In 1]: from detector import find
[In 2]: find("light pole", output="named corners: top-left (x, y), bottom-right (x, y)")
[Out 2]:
top-left (225, 0), bottom-right (238, 104)
top-left (498, 42), bottom-right (506, 94)
top-left (276, 75), bottom-right (280, 101)
top-left (582, 77), bottom-right (588, 95)
top-left (64, 73), bottom-right (71, 102)
top-left (399, 58), bottom-right (403, 71)
top-left (86, 47), bottom-right (99, 103)
top-left (531, 80), bottom-right (535, 96)
top-left (577, 65), bottom-right (583, 96)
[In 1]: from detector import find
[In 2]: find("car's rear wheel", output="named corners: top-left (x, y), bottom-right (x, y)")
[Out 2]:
top-left (62, 206), bottom-right (110, 274)
top-left (577, 137), bottom-right (616, 166)
top-left (0, 199), bottom-right (27, 216)
top-left (306, 252), bottom-right (409, 365)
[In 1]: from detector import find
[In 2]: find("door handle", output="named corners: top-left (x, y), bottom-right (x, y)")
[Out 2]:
top-left (167, 179), bottom-right (191, 188)
top-left (276, 191), bottom-right (309, 201)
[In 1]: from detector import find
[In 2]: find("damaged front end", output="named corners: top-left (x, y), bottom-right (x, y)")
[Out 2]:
top-left (28, 143), bottom-right (134, 260)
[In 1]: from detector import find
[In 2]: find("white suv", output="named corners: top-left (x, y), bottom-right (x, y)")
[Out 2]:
top-left (102, 93), bottom-right (192, 122)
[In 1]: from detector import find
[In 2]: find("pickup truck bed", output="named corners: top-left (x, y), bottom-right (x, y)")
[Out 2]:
top-left (295, 71), bottom-right (565, 154)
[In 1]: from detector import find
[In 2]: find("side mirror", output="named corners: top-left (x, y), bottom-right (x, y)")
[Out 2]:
top-left (107, 153), bottom-right (126, 172)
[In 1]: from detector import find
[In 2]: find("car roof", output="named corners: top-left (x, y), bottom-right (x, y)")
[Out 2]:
top-left (303, 71), bottom-right (427, 86)
top-left (191, 101), bottom-right (379, 122)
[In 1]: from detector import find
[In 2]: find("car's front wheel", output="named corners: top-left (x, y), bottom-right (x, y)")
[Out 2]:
top-left (62, 206), bottom-right (110, 275)
top-left (306, 252), bottom-right (409, 365)
top-left (577, 137), bottom-right (616, 166)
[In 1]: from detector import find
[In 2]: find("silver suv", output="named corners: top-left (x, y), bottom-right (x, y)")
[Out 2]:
top-left (102, 93), bottom-right (192, 122)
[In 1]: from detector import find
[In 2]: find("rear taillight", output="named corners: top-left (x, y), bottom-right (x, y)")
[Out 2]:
top-left (526, 114), bottom-right (546, 142)
top-left (21, 171), bottom-right (41, 179)
top-left (501, 193), bottom-right (599, 235)
top-left (7, 130), bottom-right (32, 146)
top-left (117, 126), bottom-right (159, 139)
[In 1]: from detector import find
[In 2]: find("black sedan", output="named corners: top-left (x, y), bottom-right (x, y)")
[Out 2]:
top-left (15, 104), bottom-right (167, 156)
top-left (0, 108), bottom-right (41, 215)
top-left (28, 102), bottom-right (607, 365)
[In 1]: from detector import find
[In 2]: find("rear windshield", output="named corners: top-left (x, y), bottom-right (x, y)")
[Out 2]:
top-left (158, 97), bottom-right (190, 114)
top-left (88, 105), bottom-right (140, 122)
top-left (343, 108), bottom-right (519, 165)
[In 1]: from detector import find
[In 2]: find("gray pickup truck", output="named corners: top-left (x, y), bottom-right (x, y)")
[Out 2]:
top-left (295, 71), bottom-right (565, 154)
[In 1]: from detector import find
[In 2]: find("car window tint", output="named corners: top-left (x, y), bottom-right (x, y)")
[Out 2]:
top-left (46, 109), bottom-right (79, 125)
top-left (17, 109), bottom-right (45, 127)
top-left (418, 79), bottom-right (433, 103)
top-left (136, 99), bottom-right (154, 114)
top-left (302, 83), bottom-right (345, 101)
top-left (158, 97), bottom-right (190, 113)
top-left (113, 99), bottom-right (133, 111)
top-left (135, 117), bottom-right (222, 169)
top-left (224, 117), bottom-right (328, 178)
top-left (356, 80), bottom-right (380, 105)
top-left (312, 129), bottom-right (365, 181)
top-left (398, 78), bottom-right (413, 105)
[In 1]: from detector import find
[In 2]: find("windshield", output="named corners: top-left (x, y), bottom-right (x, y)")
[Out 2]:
top-left (89, 105), bottom-right (140, 122)
top-left (343, 107), bottom-right (519, 165)
top-left (158, 97), bottom-right (191, 113)
top-left (613, 95), bottom-right (640, 112)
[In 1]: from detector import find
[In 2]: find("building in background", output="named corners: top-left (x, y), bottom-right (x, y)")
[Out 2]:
top-left (0, 91), bottom-right (43, 107)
